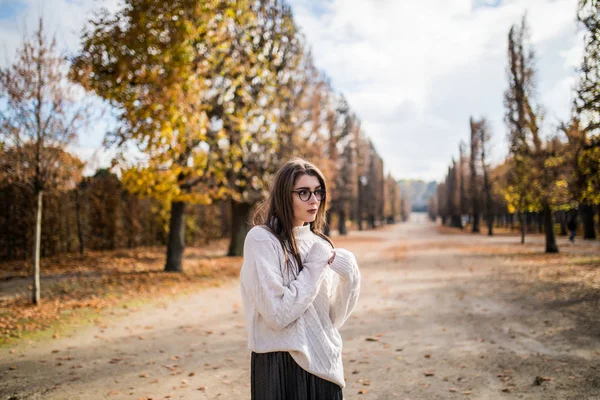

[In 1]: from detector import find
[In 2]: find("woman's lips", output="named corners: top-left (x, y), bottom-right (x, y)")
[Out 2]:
top-left (307, 209), bottom-right (317, 214)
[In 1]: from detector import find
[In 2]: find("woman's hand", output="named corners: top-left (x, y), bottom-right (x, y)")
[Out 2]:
top-left (305, 241), bottom-right (334, 267)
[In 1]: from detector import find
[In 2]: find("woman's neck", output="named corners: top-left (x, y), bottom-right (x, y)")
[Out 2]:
top-left (292, 223), bottom-right (312, 240)
top-left (293, 220), bottom-right (307, 228)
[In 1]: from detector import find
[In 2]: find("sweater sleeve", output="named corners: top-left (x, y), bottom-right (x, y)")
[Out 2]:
top-left (328, 248), bottom-right (361, 329)
top-left (241, 228), bottom-right (332, 331)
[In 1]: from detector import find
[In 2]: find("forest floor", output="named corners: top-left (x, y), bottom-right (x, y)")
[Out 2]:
top-left (1, 213), bottom-right (600, 399)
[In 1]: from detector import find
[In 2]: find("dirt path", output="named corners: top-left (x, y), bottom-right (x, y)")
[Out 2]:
top-left (1, 214), bottom-right (599, 399)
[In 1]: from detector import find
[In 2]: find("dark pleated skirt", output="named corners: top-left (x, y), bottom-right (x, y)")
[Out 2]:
top-left (251, 351), bottom-right (343, 400)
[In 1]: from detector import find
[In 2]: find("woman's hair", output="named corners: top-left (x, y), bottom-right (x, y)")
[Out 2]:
top-left (254, 158), bottom-right (333, 275)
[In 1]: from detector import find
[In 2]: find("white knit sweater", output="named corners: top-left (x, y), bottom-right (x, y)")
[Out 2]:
top-left (240, 224), bottom-right (361, 388)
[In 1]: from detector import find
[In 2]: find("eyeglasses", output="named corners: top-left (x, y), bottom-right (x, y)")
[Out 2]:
top-left (292, 189), bottom-right (326, 202)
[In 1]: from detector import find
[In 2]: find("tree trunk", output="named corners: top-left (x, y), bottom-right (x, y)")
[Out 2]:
top-left (472, 213), bottom-right (480, 233)
top-left (65, 195), bottom-right (72, 253)
top-left (367, 214), bottom-right (374, 229)
top-left (338, 209), bottom-right (347, 235)
top-left (75, 188), bottom-right (84, 255)
top-left (357, 177), bottom-right (363, 231)
top-left (228, 200), bottom-right (252, 257)
top-left (324, 210), bottom-right (331, 236)
top-left (581, 203), bottom-right (597, 240)
top-left (519, 212), bottom-right (526, 244)
top-left (558, 210), bottom-right (567, 236)
top-left (164, 201), bottom-right (186, 272)
top-left (32, 190), bottom-right (42, 305)
top-left (221, 201), bottom-right (231, 239)
top-left (543, 202), bottom-right (558, 253)
top-left (487, 214), bottom-right (494, 236)
top-left (451, 215), bottom-right (462, 228)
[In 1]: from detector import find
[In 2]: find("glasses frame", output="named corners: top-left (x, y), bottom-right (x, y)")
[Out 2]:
top-left (292, 189), bottom-right (326, 202)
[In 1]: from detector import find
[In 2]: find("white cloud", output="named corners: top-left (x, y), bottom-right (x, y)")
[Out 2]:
top-left (67, 144), bottom-right (116, 176)
top-left (288, 0), bottom-right (584, 181)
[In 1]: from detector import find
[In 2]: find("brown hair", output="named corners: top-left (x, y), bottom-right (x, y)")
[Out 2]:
top-left (254, 158), bottom-right (333, 275)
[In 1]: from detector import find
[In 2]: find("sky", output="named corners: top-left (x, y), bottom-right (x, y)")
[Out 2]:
top-left (0, 0), bottom-right (585, 182)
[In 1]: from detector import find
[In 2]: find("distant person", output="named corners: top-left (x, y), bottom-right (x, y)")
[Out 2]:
top-left (240, 158), bottom-right (361, 400)
top-left (567, 217), bottom-right (577, 242)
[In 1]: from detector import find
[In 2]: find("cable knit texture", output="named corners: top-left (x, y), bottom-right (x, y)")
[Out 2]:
top-left (240, 224), bottom-right (361, 388)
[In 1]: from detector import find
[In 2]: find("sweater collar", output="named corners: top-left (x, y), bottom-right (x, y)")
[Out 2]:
top-left (293, 224), bottom-right (313, 240)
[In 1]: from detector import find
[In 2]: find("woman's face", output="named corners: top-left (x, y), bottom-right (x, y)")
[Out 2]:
top-left (292, 173), bottom-right (322, 227)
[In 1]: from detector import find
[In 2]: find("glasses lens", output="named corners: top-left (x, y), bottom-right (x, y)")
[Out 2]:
top-left (298, 190), bottom-right (310, 201)
top-left (315, 190), bottom-right (325, 201)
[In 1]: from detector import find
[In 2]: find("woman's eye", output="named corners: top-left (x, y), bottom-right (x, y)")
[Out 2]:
top-left (298, 190), bottom-right (309, 196)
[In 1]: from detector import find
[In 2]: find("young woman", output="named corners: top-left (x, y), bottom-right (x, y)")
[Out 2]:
top-left (240, 158), bottom-right (361, 400)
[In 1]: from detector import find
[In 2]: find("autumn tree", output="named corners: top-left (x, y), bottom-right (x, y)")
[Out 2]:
top-left (436, 182), bottom-right (449, 225)
top-left (459, 140), bottom-right (467, 226)
top-left (400, 196), bottom-right (411, 222)
top-left (446, 160), bottom-right (462, 228)
top-left (469, 118), bottom-right (482, 233)
top-left (573, 0), bottom-right (600, 239)
top-left (504, 15), bottom-right (538, 245)
top-left (427, 195), bottom-right (438, 222)
top-left (391, 180), bottom-right (402, 222)
top-left (213, 0), bottom-right (307, 256)
top-left (364, 141), bottom-right (384, 228)
top-left (354, 125), bottom-right (370, 230)
top-left (72, 0), bottom-right (256, 271)
top-left (479, 118), bottom-right (494, 236)
top-left (384, 173), bottom-right (401, 223)
top-left (0, 19), bottom-right (88, 304)
top-left (332, 99), bottom-right (356, 235)
top-left (504, 15), bottom-right (559, 252)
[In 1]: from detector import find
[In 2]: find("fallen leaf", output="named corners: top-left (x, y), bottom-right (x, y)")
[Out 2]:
top-left (534, 376), bottom-right (553, 385)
